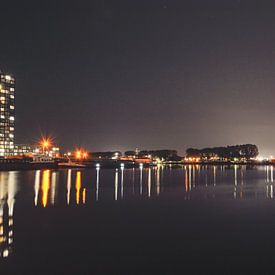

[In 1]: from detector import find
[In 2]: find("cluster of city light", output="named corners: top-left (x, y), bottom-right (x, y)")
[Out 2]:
top-left (254, 156), bottom-right (275, 162)
top-left (184, 157), bottom-right (201, 162)
top-left (75, 149), bottom-right (88, 160)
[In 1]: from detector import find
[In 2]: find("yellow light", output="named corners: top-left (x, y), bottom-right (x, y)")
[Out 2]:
top-left (39, 137), bottom-right (52, 150)
top-left (82, 188), bottom-right (86, 204)
top-left (76, 151), bottom-right (81, 159)
top-left (76, 171), bottom-right (81, 204)
top-left (42, 170), bottom-right (50, 207)
top-left (75, 149), bottom-right (88, 159)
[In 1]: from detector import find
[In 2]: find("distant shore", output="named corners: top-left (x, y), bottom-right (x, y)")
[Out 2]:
top-left (0, 158), bottom-right (274, 171)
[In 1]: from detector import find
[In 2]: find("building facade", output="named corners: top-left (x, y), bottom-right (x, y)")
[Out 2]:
top-left (14, 143), bottom-right (60, 158)
top-left (0, 73), bottom-right (15, 157)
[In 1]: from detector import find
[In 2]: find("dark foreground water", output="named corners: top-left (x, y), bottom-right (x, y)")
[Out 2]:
top-left (1, 165), bottom-right (275, 274)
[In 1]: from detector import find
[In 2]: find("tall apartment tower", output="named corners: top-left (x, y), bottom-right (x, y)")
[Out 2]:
top-left (0, 72), bottom-right (15, 157)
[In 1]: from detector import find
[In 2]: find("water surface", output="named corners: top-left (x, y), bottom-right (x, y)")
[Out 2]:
top-left (1, 165), bottom-right (275, 274)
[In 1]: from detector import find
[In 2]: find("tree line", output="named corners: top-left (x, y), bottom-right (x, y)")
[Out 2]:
top-left (186, 144), bottom-right (259, 160)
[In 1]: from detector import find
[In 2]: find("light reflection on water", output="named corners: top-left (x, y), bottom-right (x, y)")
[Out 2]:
top-left (1, 165), bottom-right (275, 259)
top-left (0, 171), bottom-right (18, 258)
top-left (30, 165), bottom-right (275, 207)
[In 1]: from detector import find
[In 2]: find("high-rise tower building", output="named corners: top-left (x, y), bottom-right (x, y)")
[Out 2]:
top-left (0, 72), bottom-right (15, 157)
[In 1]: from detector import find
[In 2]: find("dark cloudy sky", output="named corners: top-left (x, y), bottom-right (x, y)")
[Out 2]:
top-left (1, 0), bottom-right (275, 156)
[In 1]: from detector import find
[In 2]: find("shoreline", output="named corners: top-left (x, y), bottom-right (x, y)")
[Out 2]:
top-left (0, 160), bottom-right (273, 171)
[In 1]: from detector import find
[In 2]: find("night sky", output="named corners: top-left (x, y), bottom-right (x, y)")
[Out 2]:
top-left (1, 1), bottom-right (275, 156)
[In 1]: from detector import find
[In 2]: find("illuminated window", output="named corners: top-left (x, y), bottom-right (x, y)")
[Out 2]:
top-left (9, 116), bottom-right (14, 121)
top-left (10, 106), bottom-right (14, 109)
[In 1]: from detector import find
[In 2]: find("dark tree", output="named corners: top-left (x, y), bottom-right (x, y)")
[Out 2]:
top-left (186, 144), bottom-right (259, 160)
top-left (125, 151), bottom-right (136, 156)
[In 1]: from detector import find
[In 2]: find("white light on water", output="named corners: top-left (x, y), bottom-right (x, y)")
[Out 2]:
top-left (256, 156), bottom-right (264, 162)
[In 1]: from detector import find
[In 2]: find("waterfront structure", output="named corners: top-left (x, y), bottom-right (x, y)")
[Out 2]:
top-left (14, 144), bottom-right (35, 156)
top-left (14, 143), bottom-right (60, 158)
top-left (0, 72), bottom-right (15, 157)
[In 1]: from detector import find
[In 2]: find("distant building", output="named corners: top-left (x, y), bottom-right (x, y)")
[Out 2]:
top-left (0, 72), bottom-right (15, 157)
top-left (14, 144), bottom-right (34, 156)
top-left (14, 144), bottom-right (60, 158)
top-left (90, 151), bottom-right (122, 160)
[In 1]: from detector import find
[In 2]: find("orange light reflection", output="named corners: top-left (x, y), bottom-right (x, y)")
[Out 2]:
top-left (76, 171), bottom-right (81, 204)
top-left (42, 170), bottom-right (50, 207)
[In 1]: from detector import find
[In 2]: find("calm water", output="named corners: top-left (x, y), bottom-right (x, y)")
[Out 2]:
top-left (1, 165), bottom-right (275, 274)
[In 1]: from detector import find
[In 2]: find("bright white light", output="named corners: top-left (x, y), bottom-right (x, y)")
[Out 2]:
top-left (256, 156), bottom-right (264, 162)
top-left (120, 163), bottom-right (125, 169)
top-left (96, 163), bottom-right (100, 169)
top-left (139, 163), bottom-right (143, 169)
top-left (3, 249), bottom-right (9, 258)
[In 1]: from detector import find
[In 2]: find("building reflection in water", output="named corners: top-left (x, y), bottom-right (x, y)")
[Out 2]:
top-left (213, 166), bottom-right (216, 186)
top-left (96, 166), bottom-right (100, 201)
top-left (50, 172), bottom-right (58, 205)
top-left (185, 166), bottom-right (188, 193)
top-left (29, 165), bottom-right (275, 207)
top-left (139, 165), bottom-right (143, 196)
top-left (266, 166), bottom-right (269, 183)
top-left (132, 168), bottom-right (135, 195)
top-left (121, 165), bottom-right (124, 199)
top-left (266, 166), bottom-right (274, 199)
top-left (234, 165), bottom-right (238, 199)
top-left (35, 169), bottom-right (86, 207)
top-left (114, 169), bottom-right (118, 201)
top-left (265, 165), bottom-right (274, 184)
top-left (82, 188), bottom-right (86, 204)
top-left (189, 165), bottom-right (192, 190)
top-left (34, 170), bottom-right (40, 206)
top-left (75, 171), bottom-right (81, 205)
top-left (67, 169), bottom-right (72, 205)
top-left (156, 165), bottom-right (161, 196)
top-left (42, 170), bottom-right (50, 208)
top-left (0, 172), bottom-right (19, 258)
top-left (147, 168), bottom-right (151, 198)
